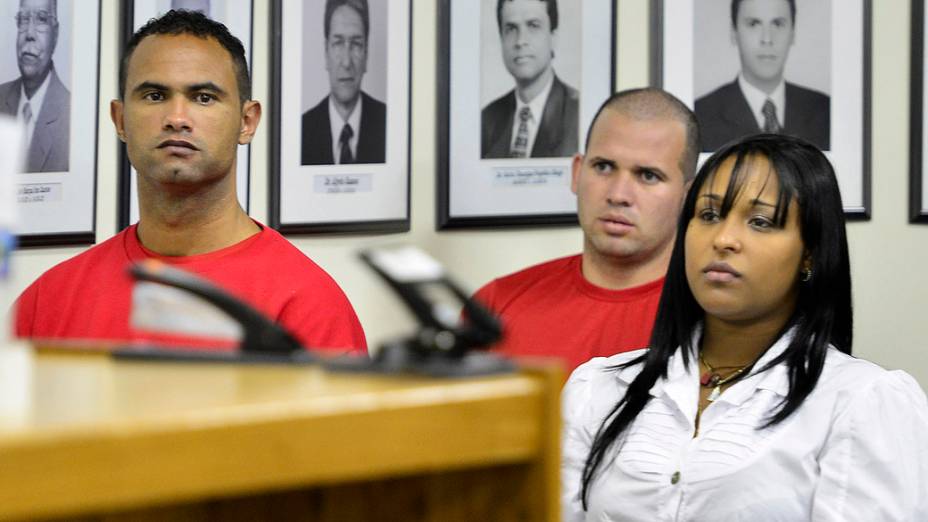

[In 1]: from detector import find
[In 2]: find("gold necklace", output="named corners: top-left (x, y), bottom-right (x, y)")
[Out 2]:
top-left (699, 353), bottom-right (751, 402)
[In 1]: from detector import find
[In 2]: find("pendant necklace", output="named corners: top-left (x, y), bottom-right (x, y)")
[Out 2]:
top-left (699, 353), bottom-right (750, 402)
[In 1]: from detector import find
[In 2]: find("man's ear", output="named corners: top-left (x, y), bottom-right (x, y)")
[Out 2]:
top-left (110, 99), bottom-right (126, 143)
top-left (238, 100), bottom-right (262, 145)
top-left (570, 152), bottom-right (583, 195)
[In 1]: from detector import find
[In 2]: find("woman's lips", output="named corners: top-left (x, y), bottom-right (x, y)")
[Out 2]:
top-left (703, 261), bottom-right (741, 283)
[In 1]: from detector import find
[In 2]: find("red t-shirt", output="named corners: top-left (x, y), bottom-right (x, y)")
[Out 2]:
top-left (15, 223), bottom-right (367, 352)
top-left (473, 255), bottom-right (662, 373)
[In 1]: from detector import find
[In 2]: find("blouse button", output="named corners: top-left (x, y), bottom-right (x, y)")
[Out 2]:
top-left (670, 471), bottom-right (681, 484)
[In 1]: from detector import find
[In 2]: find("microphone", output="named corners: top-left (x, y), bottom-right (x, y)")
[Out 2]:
top-left (113, 259), bottom-right (312, 365)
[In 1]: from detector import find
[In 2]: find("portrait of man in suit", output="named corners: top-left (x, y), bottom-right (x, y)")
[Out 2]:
top-left (170, 0), bottom-right (210, 15)
top-left (301, 0), bottom-right (386, 166)
top-left (0, 0), bottom-right (70, 173)
top-left (481, 0), bottom-right (579, 159)
top-left (694, 0), bottom-right (830, 152)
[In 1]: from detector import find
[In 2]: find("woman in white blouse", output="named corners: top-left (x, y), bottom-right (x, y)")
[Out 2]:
top-left (561, 134), bottom-right (928, 521)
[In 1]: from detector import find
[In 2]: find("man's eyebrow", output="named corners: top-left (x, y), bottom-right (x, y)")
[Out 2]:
top-left (131, 81), bottom-right (229, 98)
top-left (132, 81), bottom-right (169, 95)
top-left (187, 82), bottom-right (228, 97)
top-left (632, 164), bottom-right (668, 177)
top-left (586, 155), bottom-right (616, 166)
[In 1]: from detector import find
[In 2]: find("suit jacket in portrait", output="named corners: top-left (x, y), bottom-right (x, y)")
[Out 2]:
top-left (694, 79), bottom-right (830, 152)
top-left (301, 91), bottom-right (386, 165)
top-left (481, 74), bottom-right (579, 159)
top-left (0, 67), bottom-right (71, 172)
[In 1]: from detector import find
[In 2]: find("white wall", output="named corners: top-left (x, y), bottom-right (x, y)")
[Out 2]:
top-left (4, 0), bottom-right (926, 389)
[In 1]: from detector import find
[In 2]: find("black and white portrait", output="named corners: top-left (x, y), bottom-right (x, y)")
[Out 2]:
top-left (0, 0), bottom-right (71, 173)
top-left (438, 0), bottom-right (611, 227)
top-left (301, 0), bottom-right (388, 166)
top-left (693, 0), bottom-right (832, 152)
top-left (169, 0), bottom-right (210, 15)
top-left (480, 0), bottom-right (581, 159)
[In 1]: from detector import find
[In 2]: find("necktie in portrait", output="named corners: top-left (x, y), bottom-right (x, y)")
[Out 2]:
top-left (339, 123), bottom-right (354, 164)
top-left (510, 106), bottom-right (532, 158)
top-left (21, 103), bottom-right (33, 156)
top-left (762, 99), bottom-right (782, 133)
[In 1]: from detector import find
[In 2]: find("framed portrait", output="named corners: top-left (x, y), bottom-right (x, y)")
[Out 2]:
top-left (653, 0), bottom-right (872, 218)
top-left (437, 0), bottom-right (616, 229)
top-left (270, 0), bottom-right (411, 234)
top-left (911, 0), bottom-right (928, 223)
top-left (1, 0), bottom-right (99, 246)
top-left (118, 0), bottom-right (253, 229)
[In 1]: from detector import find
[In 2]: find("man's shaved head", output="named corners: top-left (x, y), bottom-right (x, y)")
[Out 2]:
top-left (584, 88), bottom-right (699, 180)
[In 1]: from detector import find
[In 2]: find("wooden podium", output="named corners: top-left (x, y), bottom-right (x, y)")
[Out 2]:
top-left (0, 347), bottom-right (561, 521)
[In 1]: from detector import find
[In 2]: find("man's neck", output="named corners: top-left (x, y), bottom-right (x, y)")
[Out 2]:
top-left (22, 67), bottom-right (51, 100)
top-left (515, 66), bottom-right (554, 104)
top-left (332, 94), bottom-right (360, 123)
top-left (580, 246), bottom-right (671, 291)
top-left (741, 71), bottom-right (781, 96)
top-left (136, 177), bottom-right (259, 257)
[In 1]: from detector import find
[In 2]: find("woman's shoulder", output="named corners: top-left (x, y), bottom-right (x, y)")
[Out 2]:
top-left (566, 348), bottom-right (648, 387)
top-left (562, 349), bottom-right (648, 420)
top-left (819, 347), bottom-right (927, 410)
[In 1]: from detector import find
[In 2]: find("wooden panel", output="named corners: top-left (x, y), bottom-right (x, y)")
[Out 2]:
top-left (0, 350), bottom-right (562, 522)
top-left (29, 465), bottom-right (535, 521)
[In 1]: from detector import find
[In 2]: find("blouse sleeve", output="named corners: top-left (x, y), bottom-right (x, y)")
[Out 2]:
top-left (811, 370), bottom-right (928, 521)
top-left (560, 359), bottom-right (608, 522)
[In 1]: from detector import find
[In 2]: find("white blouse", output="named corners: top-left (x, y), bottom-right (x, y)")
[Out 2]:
top-left (561, 333), bottom-right (928, 522)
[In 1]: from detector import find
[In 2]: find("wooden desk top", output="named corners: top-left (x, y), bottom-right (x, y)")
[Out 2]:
top-left (0, 345), bottom-right (561, 521)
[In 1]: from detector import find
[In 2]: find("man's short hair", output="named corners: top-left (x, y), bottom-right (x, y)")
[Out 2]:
top-left (730, 0), bottom-right (796, 27)
top-left (324, 0), bottom-right (370, 41)
top-left (119, 9), bottom-right (251, 104)
top-left (496, 0), bottom-right (559, 32)
top-left (583, 88), bottom-right (700, 181)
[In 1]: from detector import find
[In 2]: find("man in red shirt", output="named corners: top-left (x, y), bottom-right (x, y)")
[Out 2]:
top-left (15, 10), bottom-right (366, 352)
top-left (474, 88), bottom-right (699, 372)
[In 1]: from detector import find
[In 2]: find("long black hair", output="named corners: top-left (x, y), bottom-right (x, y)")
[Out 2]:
top-left (579, 134), bottom-right (853, 509)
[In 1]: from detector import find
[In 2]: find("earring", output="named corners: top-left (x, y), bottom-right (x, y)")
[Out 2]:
top-left (801, 267), bottom-right (813, 282)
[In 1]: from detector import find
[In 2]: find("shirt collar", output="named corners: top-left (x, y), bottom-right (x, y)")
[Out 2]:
top-left (693, 325), bottom-right (795, 408)
top-left (731, 327), bottom-right (793, 399)
top-left (737, 73), bottom-right (786, 130)
top-left (328, 95), bottom-right (363, 144)
top-left (18, 68), bottom-right (52, 120)
top-left (616, 324), bottom-right (795, 415)
top-left (514, 72), bottom-right (555, 123)
top-left (615, 325), bottom-right (700, 391)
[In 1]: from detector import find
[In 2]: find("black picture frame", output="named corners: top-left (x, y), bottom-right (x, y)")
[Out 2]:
top-left (9, 1), bottom-right (100, 247)
top-left (437, 0), bottom-right (616, 229)
top-left (652, 0), bottom-right (872, 220)
top-left (911, 0), bottom-right (928, 223)
top-left (117, 0), bottom-right (254, 231)
top-left (269, 0), bottom-right (411, 235)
